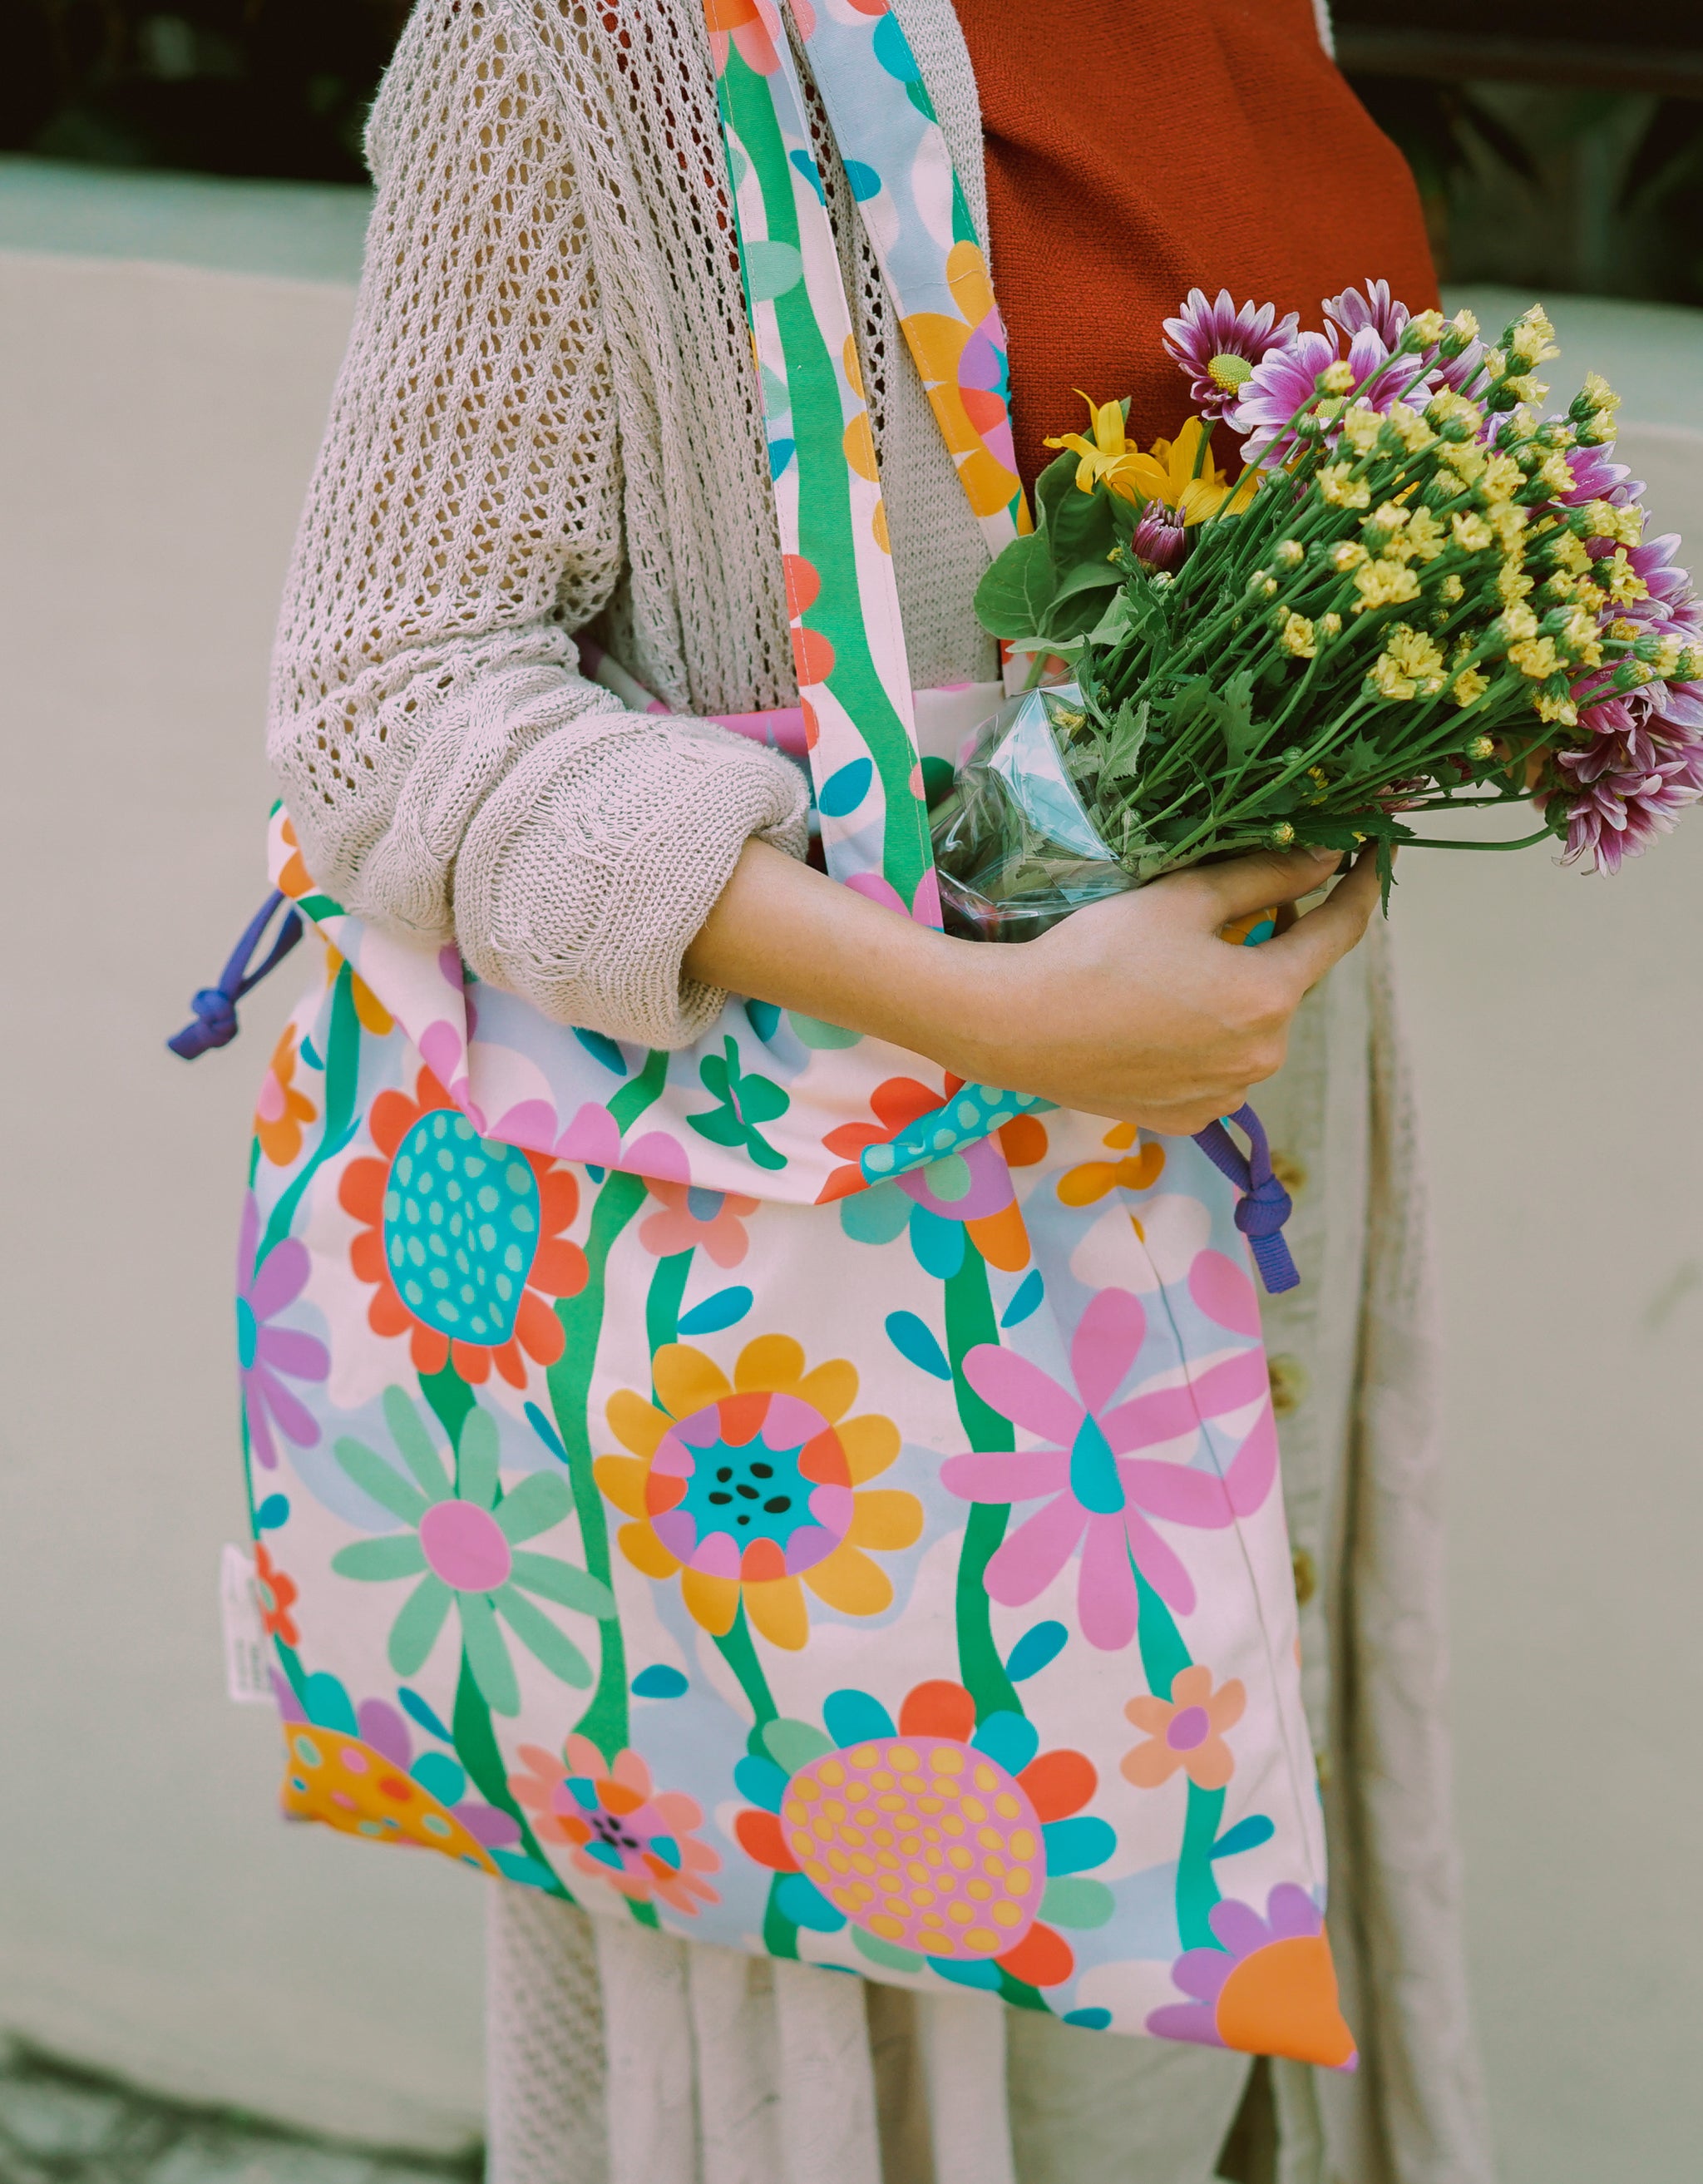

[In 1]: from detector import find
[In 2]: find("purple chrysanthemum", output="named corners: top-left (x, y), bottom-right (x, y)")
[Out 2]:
top-left (1234, 322), bottom-right (1434, 462)
top-left (1132, 502), bottom-right (1188, 571)
top-left (1162, 288), bottom-right (1300, 421)
top-left (1323, 279), bottom-right (1408, 348)
top-left (1552, 685), bottom-right (1703, 873)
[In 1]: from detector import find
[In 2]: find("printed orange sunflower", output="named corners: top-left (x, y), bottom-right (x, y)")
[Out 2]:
top-left (338, 1065), bottom-right (587, 1387)
top-left (595, 1334), bottom-right (921, 1650)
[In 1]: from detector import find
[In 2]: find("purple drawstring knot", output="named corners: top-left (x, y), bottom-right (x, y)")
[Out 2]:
top-left (1192, 1103), bottom-right (1298, 1295)
top-left (168, 890), bottom-right (304, 1060)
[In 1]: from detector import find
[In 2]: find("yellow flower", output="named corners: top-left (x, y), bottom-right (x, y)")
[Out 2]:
top-left (1498, 604), bottom-right (1540, 642)
top-left (1439, 574), bottom-right (1464, 602)
top-left (1489, 502), bottom-right (1529, 551)
top-left (1536, 450), bottom-right (1576, 497)
top-left (1534, 690), bottom-right (1579, 726)
top-left (1276, 539), bottom-right (1304, 568)
top-left (1508, 635), bottom-right (1562, 680)
top-left (1497, 561), bottom-right (1534, 605)
top-left (1478, 452), bottom-right (1523, 504)
top-left (1340, 406), bottom-right (1384, 454)
top-left (1320, 360), bottom-right (1355, 395)
top-left (1508, 307), bottom-right (1558, 366)
top-left (1044, 402), bottom-right (1251, 521)
top-left (1278, 610), bottom-right (1316, 659)
top-left (1442, 441), bottom-right (1487, 486)
top-left (1351, 559), bottom-right (1421, 613)
top-left (595, 1335), bottom-right (921, 1651)
top-left (1403, 506), bottom-right (1447, 562)
top-left (1320, 463), bottom-right (1371, 509)
top-left (1369, 623), bottom-right (1446, 699)
top-left (1320, 611), bottom-right (1343, 635)
top-left (1560, 606), bottom-right (1604, 669)
top-left (1330, 540), bottom-right (1367, 572)
top-left (1454, 671), bottom-right (1491, 708)
top-left (1586, 500), bottom-right (1642, 547)
top-left (1385, 399), bottom-right (1435, 453)
top-left (1598, 547), bottom-right (1649, 603)
top-left (1451, 511), bottom-right (1494, 552)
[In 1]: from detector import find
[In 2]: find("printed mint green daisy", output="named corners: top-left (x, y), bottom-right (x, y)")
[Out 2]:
top-left (331, 1388), bottom-right (615, 1716)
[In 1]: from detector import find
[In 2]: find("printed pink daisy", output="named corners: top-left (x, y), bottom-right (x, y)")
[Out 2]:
top-left (939, 1266), bottom-right (1277, 1650)
top-left (1162, 289), bottom-right (1300, 422)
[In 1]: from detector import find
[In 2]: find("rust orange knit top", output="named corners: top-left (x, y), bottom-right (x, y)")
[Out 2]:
top-left (951, 0), bottom-right (1440, 483)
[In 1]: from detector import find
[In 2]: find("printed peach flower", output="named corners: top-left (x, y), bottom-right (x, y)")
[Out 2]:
top-left (639, 1181), bottom-right (759, 1268)
top-left (1122, 1664), bottom-right (1245, 1791)
top-left (338, 1066), bottom-right (587, 1387)
top-left (254, 1025), bottom-right (318, 1167)
top-left (596, 1334), bottom-right (920, 1650)
top-left (510, 1736), bottom-right (720, 1916)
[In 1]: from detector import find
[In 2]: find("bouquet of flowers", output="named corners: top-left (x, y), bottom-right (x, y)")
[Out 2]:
top-left (933, 284), bottom-right (1703, 938)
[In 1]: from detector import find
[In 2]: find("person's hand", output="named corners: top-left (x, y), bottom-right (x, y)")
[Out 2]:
top-left (938, 846), bottom-right (1380, 1133)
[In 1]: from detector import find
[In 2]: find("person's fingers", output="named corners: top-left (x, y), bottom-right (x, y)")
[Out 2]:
top-left (1262, 850), bottom-right (1380, 987)
top-left (1177, 847), bottom-right (1344, 924)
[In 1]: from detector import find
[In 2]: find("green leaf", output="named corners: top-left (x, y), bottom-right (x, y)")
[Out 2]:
top-left (973, 529), bottom-right (1060, 641)
top-left (1101, 698), bottom-right (1151, 783)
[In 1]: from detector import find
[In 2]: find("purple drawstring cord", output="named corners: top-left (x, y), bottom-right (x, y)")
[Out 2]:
top-left (1192, 1104), bottom-right (1298, 1295)
top-left (167, 890), bottom-right (304, 1060)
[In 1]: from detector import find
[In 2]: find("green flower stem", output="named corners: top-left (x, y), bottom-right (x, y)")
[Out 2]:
top-left (418, 1363), bottom-right (475, 1470)
top-left (716, 1603), bottom-right (779, 1737)
top-left (274, 1634), bottom-right (307, 1707)
top-left (550, 1169), bottom-right (649, 1762)
top-left (943, 1251), bottom-right (1021, 1723)
top-left (763, 1873), bottom-right (801, 1962)
top-left (1133, 1559), bottom-right (1221, 1951)
top-left (1395, 824), bottom-right (1560, 850)
top-left (646, 1248), bottom-right (694, 1364)
top-left (720, 50), bottom-right (933, 905)
top-left (257, 965), bottom-right (361, 1267)
top-left (452, 1648), bottom-right (571, 1897)
top-left (609, 1047), bottom-right (669, 1134)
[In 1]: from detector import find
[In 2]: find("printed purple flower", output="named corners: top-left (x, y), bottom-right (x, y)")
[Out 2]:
top-left (1146, 1885), bottom-right (1357, 2069)
top-left (1322, 279), bottom-right (1407, 348)
top-left (1162, 289), bottom-right (1300, 422)
top-left (939, 1270), bottom-right (1276, 1650)
top-left (237, 1193), bottom-right (328, 1470)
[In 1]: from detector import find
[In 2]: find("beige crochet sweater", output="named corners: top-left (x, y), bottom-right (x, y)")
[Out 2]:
top-left (269, 0), bottom-right (997, 1047)
top-left (272, 6), bottom-right (1493, 2182)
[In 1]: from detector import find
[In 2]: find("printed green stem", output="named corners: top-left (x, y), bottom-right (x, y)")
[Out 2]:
top-left (257, 966), bottom-right (360, 1267)
top-left (716, 1602), bottom-right (779, 1737)
top-left (943, 1251), bottom-right (1021, 1722)
top-left (646, 1248), bottom-right (694, 1363)
top-left (452, 1648), bottom-right (571, 1897)
top-left (1133, 1558), bottom-right (1222, 1949)
top-left (720, 52), bottom-right (933, 904)
top-left (550, 1168), bottom-right (649, 1762)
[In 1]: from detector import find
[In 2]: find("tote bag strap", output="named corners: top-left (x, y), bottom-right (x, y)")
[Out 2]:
top-left (703, 0), bottom-right (1027, 928)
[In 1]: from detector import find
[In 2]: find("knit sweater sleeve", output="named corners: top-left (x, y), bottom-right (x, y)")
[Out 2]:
top-left (266, 0), bottom-right (807, 1050)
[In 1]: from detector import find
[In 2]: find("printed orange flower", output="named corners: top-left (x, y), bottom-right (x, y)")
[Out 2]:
top-left (1123, 1664), bottom-right (1246, 1791)
top-left (1057, 1120), bottom-right (1166, 1208)
top-left (733, 1678), bottom-right (1115, 1990)
top-left (823, 1075), bottom-right (1046, 1274)
top-left (255, 1025), bottom-right (318, 1168)
top-left (276, 814), bottom-right (311, 900)
top-left (338, 1066), bottom-right (587, 1387)
top-left (253, 1540), bottom-right (299, 1648)
top-left (510, 1735), bottom-right (721, 1916)
top-left (595, 1334), bottom-right (920, 1650)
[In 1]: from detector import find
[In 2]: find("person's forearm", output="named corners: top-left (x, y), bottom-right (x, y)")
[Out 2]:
top-left (682, 838), bottom-right (995, 1071)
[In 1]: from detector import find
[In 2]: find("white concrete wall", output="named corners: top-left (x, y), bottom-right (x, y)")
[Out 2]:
top-left (1, 179), bottom-right (1701, 2176)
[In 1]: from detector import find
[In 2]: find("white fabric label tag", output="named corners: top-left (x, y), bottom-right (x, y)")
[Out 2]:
top-left (220, 1543), bottom-right (273, 1704)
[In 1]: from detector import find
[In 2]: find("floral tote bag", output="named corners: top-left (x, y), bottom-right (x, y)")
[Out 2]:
top-left (225, 0), bottom-right (1355, 2068)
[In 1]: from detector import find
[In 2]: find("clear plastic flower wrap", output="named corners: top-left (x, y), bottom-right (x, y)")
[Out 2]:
top-left (931, 683), bottom-right (1136, 941)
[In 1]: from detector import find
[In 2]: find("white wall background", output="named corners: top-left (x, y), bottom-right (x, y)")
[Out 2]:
top-left (1, 166), bottom-right (1701, 2177)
